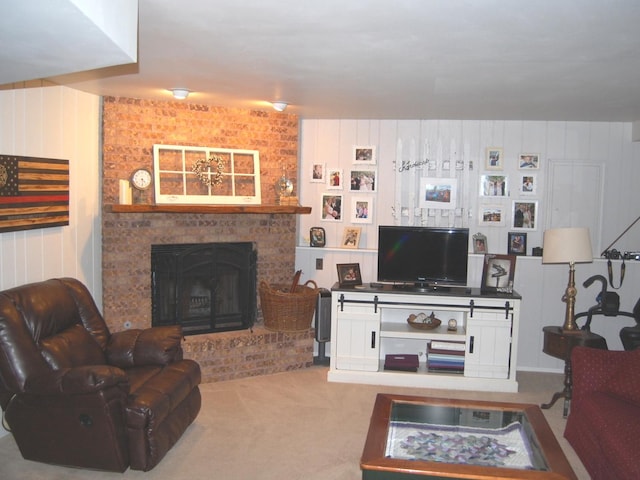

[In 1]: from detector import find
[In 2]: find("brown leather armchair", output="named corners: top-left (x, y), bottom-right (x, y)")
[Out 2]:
top-left (0, 278), bottom-right (201, 472)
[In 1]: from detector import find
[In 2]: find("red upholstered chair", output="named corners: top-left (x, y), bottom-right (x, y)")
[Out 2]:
top-left (564, 346), bottom-right (640, 480)
top-left (0, 278), bottom-right (201, 472)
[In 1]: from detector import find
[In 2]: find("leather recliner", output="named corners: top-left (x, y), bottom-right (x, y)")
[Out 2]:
top-left (0, 278), bottom-right (201, 472)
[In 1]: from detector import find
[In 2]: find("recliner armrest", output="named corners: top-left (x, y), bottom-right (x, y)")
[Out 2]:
top-left (24, 365), bottom-right (129, 395)
top-left (106, 326), bottom-right (183, 368)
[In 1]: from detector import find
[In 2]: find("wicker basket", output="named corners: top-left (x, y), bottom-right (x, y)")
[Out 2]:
top-left (259, 280), bottom-right (319, 332)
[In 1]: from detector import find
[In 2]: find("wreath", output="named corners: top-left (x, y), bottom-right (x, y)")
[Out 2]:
top-left (192, 154), bottom-right (225, 187)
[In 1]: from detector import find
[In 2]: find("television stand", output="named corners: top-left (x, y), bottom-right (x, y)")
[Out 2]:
top-left (329, 283), bottom-right (521, 392)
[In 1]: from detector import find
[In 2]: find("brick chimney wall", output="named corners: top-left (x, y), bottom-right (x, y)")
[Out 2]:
top-left (101, 97), bottom-right (313, 382)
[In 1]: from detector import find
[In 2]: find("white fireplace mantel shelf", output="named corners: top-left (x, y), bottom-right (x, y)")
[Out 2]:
top-left (107, 204), bottom-right (312, 215)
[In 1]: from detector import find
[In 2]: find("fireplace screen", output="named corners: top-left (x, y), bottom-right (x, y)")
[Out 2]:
top-left (151, 242), bottom-right (257, 335)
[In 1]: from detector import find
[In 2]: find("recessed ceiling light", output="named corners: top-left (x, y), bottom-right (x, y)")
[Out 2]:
top-left (170, 88), bottom-right (190, 100)
top-left (272, 101), bottom-right (288, 112)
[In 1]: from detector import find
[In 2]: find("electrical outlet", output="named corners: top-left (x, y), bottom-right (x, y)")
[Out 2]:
top-left (316, 258), bottom-right (323, 270)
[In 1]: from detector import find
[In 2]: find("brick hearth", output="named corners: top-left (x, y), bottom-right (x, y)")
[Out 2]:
top-left (101, 97), bottom-right (314, 383)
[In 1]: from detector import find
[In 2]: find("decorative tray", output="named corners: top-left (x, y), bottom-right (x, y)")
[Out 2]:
top-left (407, 312), bottom-right (441, 330)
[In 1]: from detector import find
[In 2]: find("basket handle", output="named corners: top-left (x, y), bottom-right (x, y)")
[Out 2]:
top-left (304, 279), bottom-right (318, 290)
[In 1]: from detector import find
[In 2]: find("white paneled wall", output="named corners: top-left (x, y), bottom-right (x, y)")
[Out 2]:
top-left (296, 119), bottom-right (640, 372)
top-left (0, 86), bottom-right (101, 302)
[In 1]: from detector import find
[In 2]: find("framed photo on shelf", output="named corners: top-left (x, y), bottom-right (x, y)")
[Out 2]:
top-left (311, 163), bottom-right (326, 183)
top-left (479, 174), bottom-right (508, 197)
top-left (481, 254), bottom-right (516, 293)
top-left (349, 169), bottom-right (377, 192)
top-left (479, 205), bottom-right (505, 226)
top-left (519, 174), bottom-right (536, 195)
top-left (341, 227), bottom-right (362, 248)
top-left (321, 194), bottom-right (343, 221)
top-left (351, 196), bottom-right (373, 223)
top-left (473, 232), bottom-right (488, 254)
top-left (327, 169), bottom-right (343, 189)
top-left (512, 200), bottom-right (537, 230)
top-left (309, 227), bottom-right (326, 247)
top-left (508, 232), bottom-right (527, 255)
top-left (419, 177), bottom-right (457, 209)
top-left (518, 153), bottom-right (540, 169)
top-left (336, 263), bottom-right (363, 287)
top-left (353, 146), bottom-right (376, 165)
top-left (485, 147), bottom-right (503, 171)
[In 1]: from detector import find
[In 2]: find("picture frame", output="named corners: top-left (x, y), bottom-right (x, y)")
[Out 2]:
top-left (321, 194), bottom-right (343, 221)
top-left (479, 174), bottom-right (508, 197)
top-left (309, 227), bottom-right (326, 247)
top-left (419, 177), bottom-right (457, 210)
top-left (341, 226), bottom-right (362, 248)
top-left (512, 200), bottom-right (538, 230)
top-left (519, 174), bottom-right (536, 195)
top-left (479, 204), bottom-right (505, 226)
top-left (485, 147), bottom-right (503, 171)
top-left (508, 232), bottom-right (527, 256)
top-left (336, 263), bottom-right (363, 287)
top-left (473, 232), bottom-right (488, 254)
top-left (349, 169), bottom-right (377, 192)
top-left (353, 146), bottom-right (376, 165)
top-left (327, 169), bottom-right (343, 189)
top-left (351, 196), bottom-right (373, 223)
top-left (311, 163), bottom-right (326, 183)
top-left (518, 153), bottom-right (540, 169)
top-left (481, 254), bottom-right (516, 293)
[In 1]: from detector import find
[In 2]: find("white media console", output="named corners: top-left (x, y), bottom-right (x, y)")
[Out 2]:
top-left (328, 284), bottom-right (521, 392)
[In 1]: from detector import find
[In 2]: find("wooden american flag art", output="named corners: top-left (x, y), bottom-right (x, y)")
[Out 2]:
top-left (0, 155), bottom-right (70, 233)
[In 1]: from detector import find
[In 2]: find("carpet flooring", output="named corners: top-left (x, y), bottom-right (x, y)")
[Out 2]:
top-left (0, 367), bottom-right (589, 479)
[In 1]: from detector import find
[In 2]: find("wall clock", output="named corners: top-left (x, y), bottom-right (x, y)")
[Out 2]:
top-left (131, 168), bottom-right (152, 190)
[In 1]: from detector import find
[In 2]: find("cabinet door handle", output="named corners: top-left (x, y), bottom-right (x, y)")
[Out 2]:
top-left (371, 331), bottom-right (376, 349)
top-left (469, 335), bottom-right (474, 354)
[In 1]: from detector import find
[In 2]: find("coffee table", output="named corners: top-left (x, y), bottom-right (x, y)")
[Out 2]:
top-left (361, 393), bottom-right (577, 479)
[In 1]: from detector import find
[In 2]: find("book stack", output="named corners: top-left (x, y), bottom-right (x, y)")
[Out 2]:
top-left (384, 354), bottom-right (419, 372)
top-left (427, 340), bottom-right (465, 374)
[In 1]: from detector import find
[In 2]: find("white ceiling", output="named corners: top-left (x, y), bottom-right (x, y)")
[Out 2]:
top-left (4, 0), bottom-right (640, 121)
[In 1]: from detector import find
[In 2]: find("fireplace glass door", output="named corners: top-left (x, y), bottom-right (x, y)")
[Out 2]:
top-left (151, 242), bottom-right (257, 335)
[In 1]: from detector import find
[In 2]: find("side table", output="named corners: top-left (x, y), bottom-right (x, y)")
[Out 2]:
top-left (541, 326), bottom-right (608, 417)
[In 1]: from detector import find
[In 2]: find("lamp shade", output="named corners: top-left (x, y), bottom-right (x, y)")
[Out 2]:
top-left (542, 227), bottom-right (593, 264)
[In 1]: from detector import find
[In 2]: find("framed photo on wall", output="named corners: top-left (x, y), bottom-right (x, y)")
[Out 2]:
top-left (480, 174), bottom-right (508, 197)
top-left (353, 146), bottom-right (376, 165)
top-left (518, 153), bottom-right (540, 169)
top-left (311, 163), bottom-right (326, 183)
top-left (351, 196), bottom-right (373, 223)
top-left (485, 147), bottom-right (503, 171)
top-left (309, 227), bottom-right (326, 247)
top-left (321, 194), bottom-right (342, 221)
top-left (349, 169), bottom-right (377, 192)
top-left (512, 200), bottom-right (537, 230)
top-left (519, 174), bottom-right (536, 195)
top-left (508, 232), bottom-right (527, 255)
top-left (479, 205), bottom-right (505, 226)
top-left (419, 177), bottom-right (457, 209)
top-left (481, 254), bottom-right (516, 293)
top-left (336, 263), bottom-right (363, 287)
top-left (327, 169), bottom-right (343, 189)
top-left (341, 227), bottom-right (362, 248)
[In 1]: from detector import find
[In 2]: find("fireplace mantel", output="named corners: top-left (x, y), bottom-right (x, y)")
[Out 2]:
top-left (107, 204), bottom-right (312, 215)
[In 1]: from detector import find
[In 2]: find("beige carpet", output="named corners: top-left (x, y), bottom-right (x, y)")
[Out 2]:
top-left (0, 367), bottom-right (589, 479)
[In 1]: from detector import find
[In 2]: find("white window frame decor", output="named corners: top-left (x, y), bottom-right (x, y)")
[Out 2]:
top-left (152, 144), bottom-right (261, 205)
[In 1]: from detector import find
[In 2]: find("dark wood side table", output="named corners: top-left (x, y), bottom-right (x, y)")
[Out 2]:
top-left (541, 326), bottom-right (608, 418)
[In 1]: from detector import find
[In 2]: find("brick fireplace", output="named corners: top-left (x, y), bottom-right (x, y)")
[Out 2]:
top-left (101, 97), bottom-right (314, 383)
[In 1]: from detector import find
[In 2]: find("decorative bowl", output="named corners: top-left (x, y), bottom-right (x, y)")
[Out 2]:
top-left (407, 312), bottom-right (441, 330)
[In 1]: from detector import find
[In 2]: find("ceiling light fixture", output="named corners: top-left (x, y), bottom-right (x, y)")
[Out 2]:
top-left (272, 101), bottom-right (288, 112)
top-left (171, 88), bottom-right (190, 100)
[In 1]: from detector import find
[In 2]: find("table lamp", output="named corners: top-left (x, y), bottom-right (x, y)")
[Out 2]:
top-left (542, 227), bottom-right (593, 332)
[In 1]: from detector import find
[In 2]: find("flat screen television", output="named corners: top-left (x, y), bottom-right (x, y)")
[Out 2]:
top-left (377, 226), bottom-right (469, 290)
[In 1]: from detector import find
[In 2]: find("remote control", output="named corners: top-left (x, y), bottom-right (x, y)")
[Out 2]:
top-left (370, 282), bottom-right (383, 288)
